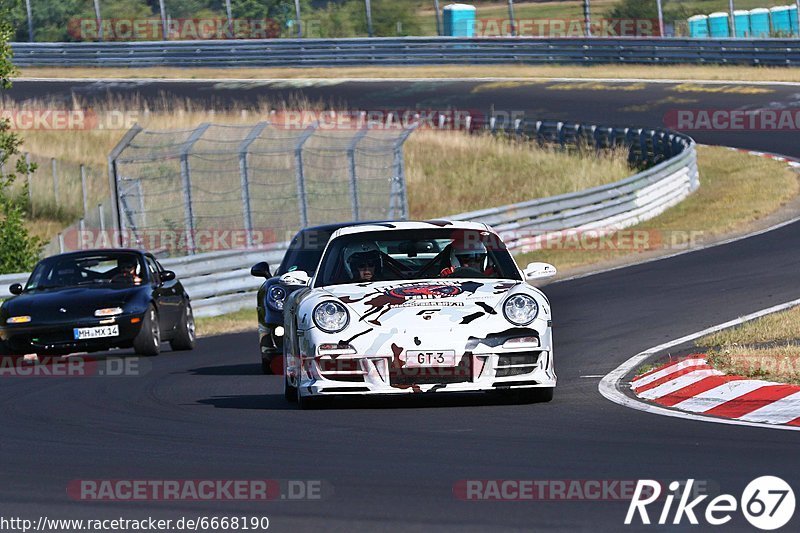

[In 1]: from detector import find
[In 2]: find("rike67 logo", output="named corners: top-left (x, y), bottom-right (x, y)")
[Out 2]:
top-left (626, 477), bottom-right (795, 530)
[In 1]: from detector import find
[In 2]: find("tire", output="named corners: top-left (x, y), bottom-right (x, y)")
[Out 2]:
top-left (297, 387), bottom-right (324, 410)
top-left (284, 373), bottom-right (297, 403)
top-left (133, 305), bottom-right (161, 356)
top-left (170, 301), bottom-right (196, 351)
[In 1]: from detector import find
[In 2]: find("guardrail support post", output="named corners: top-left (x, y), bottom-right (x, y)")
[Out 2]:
top-left (294, 122), bottom-right (318, 228)
top-left (238, 121), bottom-right (269, 248)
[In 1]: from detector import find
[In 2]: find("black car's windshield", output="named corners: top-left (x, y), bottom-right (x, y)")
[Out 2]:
top-left (315, 228), bottom-right (521, 287)
top-left (277, 228), bottom-right (335, 276)
top-left (25, 252), bottom-right (147, 290)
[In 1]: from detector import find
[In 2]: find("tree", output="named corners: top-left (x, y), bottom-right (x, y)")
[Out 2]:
top-left (606, 0), bottom-right (689, 22)
top-left (351, 0), bottom-right (419, 37)
top-left (0, 14), bottom-right (42, 273)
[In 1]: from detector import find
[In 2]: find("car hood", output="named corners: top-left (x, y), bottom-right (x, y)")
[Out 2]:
top-left (317, 279), bottom-right (523, 327)
top-left (2, 286), bottom-right (143, 318)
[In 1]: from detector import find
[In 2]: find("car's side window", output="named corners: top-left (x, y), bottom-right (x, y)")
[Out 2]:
top-left (145, 257), bottom-right (160, 284)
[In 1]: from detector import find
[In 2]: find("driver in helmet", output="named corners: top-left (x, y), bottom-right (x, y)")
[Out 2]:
top-left (440, 238), bottom-right (494, 277)
top-left (345, 242), bottom-right (384, 282)
top-left (115, 256), bottom-right (143, 284)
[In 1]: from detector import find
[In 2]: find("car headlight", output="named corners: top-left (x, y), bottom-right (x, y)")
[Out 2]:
top-left (6, 315), bottom-right (31, 324)
top-left (313, 301), bottom-right (350, 333)
top-left (267, 285), bottom-right (287, 311)
top-left (503, 294), bottom-right (539, 326)
top-left (94, 307), bottom-right (123, 317)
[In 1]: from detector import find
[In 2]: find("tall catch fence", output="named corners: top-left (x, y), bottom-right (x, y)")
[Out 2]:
top-left (95, 119), bottom-right (415, 256)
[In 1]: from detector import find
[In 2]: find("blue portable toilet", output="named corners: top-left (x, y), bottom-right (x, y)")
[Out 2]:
top-left (771, 5), bottom-right (793, 35)
top-left (708, 12), bottom-right (731, 38)
top-left (789, 5), bottom-right (799, 35)
top-left (688, 14), bottom-right (710, 38)
top-left (733, 10), bottom-right (751, 37)
top-left (443, 4), bottom-right (477, 37)
top-left (749, 8), bottom-right (771, 37)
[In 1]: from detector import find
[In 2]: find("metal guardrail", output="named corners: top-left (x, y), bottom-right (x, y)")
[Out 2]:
top-left (451, 119), bottom-right (698, 251)
top-left (0, 118), bottom-right (698, 319)
top-left (10, 37), bottom-right (800, 67)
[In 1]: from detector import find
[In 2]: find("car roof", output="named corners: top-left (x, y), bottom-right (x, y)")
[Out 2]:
top-left (297, 220), bottom-right (393, 234)
top-left (329, 220), bottom-right (490, 239)
top-left (42, 248), bottom-right (147, 260)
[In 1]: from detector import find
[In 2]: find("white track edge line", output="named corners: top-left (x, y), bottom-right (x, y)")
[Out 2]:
top-left (599, 297), bottom-right (800, 432)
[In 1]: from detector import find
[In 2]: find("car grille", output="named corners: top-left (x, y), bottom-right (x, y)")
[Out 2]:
top-left (317, 357), bottom-right (366, 382)
top-left (495, 352), bottom-right (541, 377)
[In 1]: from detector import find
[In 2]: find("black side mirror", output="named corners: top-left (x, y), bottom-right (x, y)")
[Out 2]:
top-left (9, 283), bottom-right (23, 295)
top-left (250, 261), bottom-right (272, 278)
top-left (160, 270), bottom-right (176, 282)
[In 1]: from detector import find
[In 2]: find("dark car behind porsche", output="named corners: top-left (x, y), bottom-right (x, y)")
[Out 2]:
top-left (251, 222), bottom-right (373, 374)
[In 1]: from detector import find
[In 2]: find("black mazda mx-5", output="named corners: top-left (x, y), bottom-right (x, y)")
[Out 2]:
top-left (0, 249), bottom-right (195, 357)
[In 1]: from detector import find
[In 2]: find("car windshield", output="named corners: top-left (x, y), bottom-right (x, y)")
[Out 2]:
top-left (25, 252), bottom-right (147, 290)
top-left (315, 228), bottom-right (521, 287)
top-left (277, 228), bottom-right (336, 276)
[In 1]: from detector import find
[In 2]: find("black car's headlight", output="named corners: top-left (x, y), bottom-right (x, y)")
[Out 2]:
top-left (267, 285), bottom-right (287, 311)
top-left (313, 301), bottom-right (350, 333)
top-left (503, 294), bottom-right (539, 326)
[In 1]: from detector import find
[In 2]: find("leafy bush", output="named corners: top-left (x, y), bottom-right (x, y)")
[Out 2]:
top-left (0, 14), bottom-right (41, 273)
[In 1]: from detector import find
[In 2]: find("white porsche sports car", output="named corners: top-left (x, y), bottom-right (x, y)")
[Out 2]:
top-left (282, 220), bottom-right (557, 408)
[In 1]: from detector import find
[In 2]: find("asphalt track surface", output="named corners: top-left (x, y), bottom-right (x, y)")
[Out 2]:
top-left (3, 78), bottom-right (800, 531)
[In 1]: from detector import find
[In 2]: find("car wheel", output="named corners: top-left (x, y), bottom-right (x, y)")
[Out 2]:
top-left (170, 302), bottom-right (196, 351)
top-left (133, 305), bottom-right (161, 356)
top-left (297, 386), bottom-right (323, 410)
top-left (284, 373), bottom-right (297, 403)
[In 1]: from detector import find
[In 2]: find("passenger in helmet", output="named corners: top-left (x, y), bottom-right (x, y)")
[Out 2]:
top-left (440, 237), bottom-right (494, 277)
top-left (344, 242), bottom-right (384, 282)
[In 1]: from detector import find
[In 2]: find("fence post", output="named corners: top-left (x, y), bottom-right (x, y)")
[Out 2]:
top-left (80, 164), bottom-right (88, 217)
top-left (108, 124), bottom-right (143, 247)
top-left (79, 218), bottom-right (86, 249)
top-left (392, 122), bottom-right (418, 221)
top-left (98, 203), bottom-right (105, 232)
top-left (179, 123), bottom-right (211, 255)
top-left (25, 153), bottom-right (33, 216)
top-left (294, 122), bottom-right (318, 228)
top-left (51, 158), bottom-right (59, 200)
top-left (347, 123), bottom-right (370, 221)
top-left (238, 121), bottom-right (269, 248)
top-left (58, 233), bottom-right (64, 253)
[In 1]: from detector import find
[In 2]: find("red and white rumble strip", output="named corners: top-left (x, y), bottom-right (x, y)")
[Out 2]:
top-left (631, 356), bottom-right (800, 427)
